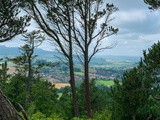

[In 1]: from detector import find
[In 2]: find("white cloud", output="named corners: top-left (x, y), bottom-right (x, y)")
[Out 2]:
top-left (139, 33), bottom-right (160, 42)
top-left (113, 10), bottom-right (147, 25)
top-left (0, 35), bottom-right (24, 47)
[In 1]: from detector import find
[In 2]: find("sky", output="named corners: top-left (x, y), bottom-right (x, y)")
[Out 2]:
top-left (1, 0), bottom-right (160, 57)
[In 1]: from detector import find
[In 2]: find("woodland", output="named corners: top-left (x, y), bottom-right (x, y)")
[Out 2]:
top-left (0, 0), bottom-right (160, 120)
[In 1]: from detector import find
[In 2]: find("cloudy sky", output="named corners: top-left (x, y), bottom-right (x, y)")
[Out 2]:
top-left (1, 0), bottom-right (160, 57)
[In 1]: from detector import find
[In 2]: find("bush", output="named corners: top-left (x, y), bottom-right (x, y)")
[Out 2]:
top-left (30, 112), bottom-right (64, 120)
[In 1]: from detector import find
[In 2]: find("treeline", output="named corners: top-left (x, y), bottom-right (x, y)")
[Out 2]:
top-left (109, 42), bottom-right (160, 120)
top-left (1, 41), bottom-right (160, 120)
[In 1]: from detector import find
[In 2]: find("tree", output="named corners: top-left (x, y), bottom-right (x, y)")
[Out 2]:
top-left (20, 0), bottom-right (118, 117)
top-left (0, 61), bottom-right (9, 89)
top-left (109, 42), bottom-right (160, 119)
top-left (109, 68), bottom-right (148, 120)
top-left (30, 79), bottom-right (58, 116)
top-left (77, 80), bottom-right (109, 116)
top-left (144, 0), bottom-right (160, 9)
top-left (0, 0), bottom-right (30, 119)
top-left (9, 30), bottom-right (44, 93)
top-left (109, 80), bottom-right (123, 120)
top-left (20, 0), bottom-right (80, 117)
top-left (72, 1), bottom-right (118, 117)
top-left (141, 41), bottom-right (160, 100)
top-left (0, 0), bottom-right (30, 42)
top-left (121, 68), bottom-right (148, 120)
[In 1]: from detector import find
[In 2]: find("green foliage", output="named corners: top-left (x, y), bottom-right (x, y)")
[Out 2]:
top-left (0, 0), bottom-right (30, 42)
top-left (142, 42), bottom-right (160, 97)
top-left (54, 81), bottom-right (111, 119)
top-left (8, 30), bottom-right (45, 94)
top-left (57, 87), bottom-right (74, 119)
top-left (109, 42), bottom-right (160, 119)
top-left (30, 79), bottom-right (58, 116)
top-left (31, 111), bottom-right (46, 120)
top-left (138, 96), bottom-right (160, 118)
top-left (121, 68), bottom-right (148, 119)
top-left (3, 74), bottom-right (60, 118)
top-left (136, 41), bottom-right (160, 119)
top-left (0, 61), bottom-right (8, 78)
top-left (30, 111), bottom-right (63, 120)
top-left (108, 80), bottom-right (123, 120)
top-left (144, 0), bottom-right (160, 10)
top-left (71, 109), bottom-right (112, 120)
top-left (92, 109), bottom-right (111, 120)
top-left (109, 68), bottom-right (149, 119)
top-left (0, 61), bottom-right (9, 89)
top-left (77, 80), bottom-right (109, 116)
top-left (3, 74), bottom-right (27, 108)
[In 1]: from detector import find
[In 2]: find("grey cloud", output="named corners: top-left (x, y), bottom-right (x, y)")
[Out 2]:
top-left (116, 13), bottom-right (160, 34)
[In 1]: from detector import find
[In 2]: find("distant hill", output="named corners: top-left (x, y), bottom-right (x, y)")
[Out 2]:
top-left (96, 55), bottom-right (141, 62)
top-left (0, 45), bottom-right (140, 64)
top-left (0, 45), bottom-right (58, 60)
top-left (0, 45), bottom-right (20, 56)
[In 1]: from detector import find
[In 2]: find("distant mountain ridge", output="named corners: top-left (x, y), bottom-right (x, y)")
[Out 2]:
top-left (0, 45), bottom-right (140, 62)
top-left (0, 45), bottom-right (20, 56)
top-left (0, 45), bottom-right (56, 57)
top-left (96, 55), bottom-right (141, 62)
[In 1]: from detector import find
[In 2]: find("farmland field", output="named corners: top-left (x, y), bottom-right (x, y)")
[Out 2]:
top-left (0, 62), bottom-right (16, 74)
top-left (54, 83), bottom-right (70, 89)
top-left (96, 80), bottom-right (115, 87)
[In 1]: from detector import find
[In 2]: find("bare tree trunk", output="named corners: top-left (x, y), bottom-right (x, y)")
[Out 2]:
top-left (27, 57), bottom-right (32, 93)
top-left (68, 13), bottom-right (79, 116)
top-left (84, 1), bottom-right (92, 116)
top-left (25, 56), bottom-right (32, 106)
top-left (0, 89), bottom-right (22, 120)
top-left (69, 59), bottom-right (79, 117)
top-left (84, 49), bottom-right (92, 118)
top-left (68, 7), bottom-right (79, 116)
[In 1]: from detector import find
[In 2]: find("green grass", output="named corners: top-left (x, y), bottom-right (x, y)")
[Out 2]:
top-left (75, 80), bottom-right (115, 87)
top-left (96, 80), bottom-right (114, 87)
top-left (57, 71), bottom-right (84, 76)
top-left (74, 72), bottom-right (84, 76)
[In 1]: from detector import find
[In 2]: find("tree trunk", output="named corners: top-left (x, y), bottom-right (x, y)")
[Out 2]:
top-left (84, 1), bottom-right (92, 117)
top-left (84, 49), bottom-right (92, 118)
top-left (27, 56), bottom-right (32, 93)
top-left (69, 59), bottom-right (79, 117)
top-left (0, 89), bottom-right (22, 120)
top-left (68, 8), bottom-right (79, 117)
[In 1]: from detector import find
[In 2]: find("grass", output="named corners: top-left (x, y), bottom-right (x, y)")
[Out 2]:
top-left (58, 71), bottom-right (84, 76)
top-left (96, 80), bottom-right (114, 87)
top-left (74, 72), bottom-right (84, 76)
top-left (75, 80), bottom-right (115, 87)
